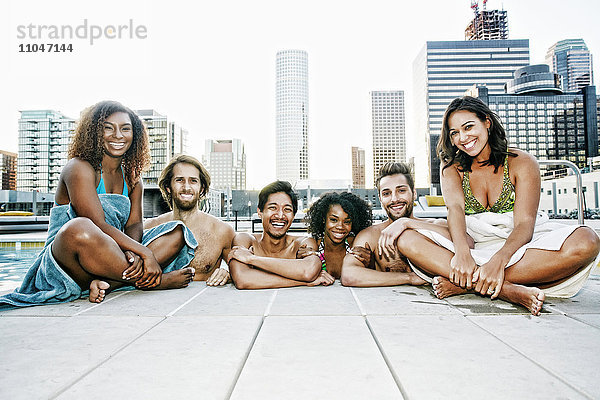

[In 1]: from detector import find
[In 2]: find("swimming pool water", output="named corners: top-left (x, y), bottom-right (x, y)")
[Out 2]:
top-left (0, 248), bottom-right (41, 291)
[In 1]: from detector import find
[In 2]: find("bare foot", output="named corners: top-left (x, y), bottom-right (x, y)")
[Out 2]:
top-left (89, 280), bottom-right (110, 303)
top-left (499, 282), bottom-right (545, 316)
top-left (432, 276), bottom-right (467, 299)
top-left (157, 267), bottom-right (195, 289)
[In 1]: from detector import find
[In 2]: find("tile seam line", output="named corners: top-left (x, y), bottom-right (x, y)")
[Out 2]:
top-left (350, 288), bottom-right (409, 400)
top-left (465, 316), bottom-right (594, 400)
top-left (47, 316), bottom-right (169, 400)
top-left (225, 289), bottom-right (278, 399)
top-left (72, 291), bottom-right (130, 316)
top-left (563, 313), bottom-right (600, 330)
top-left (166, 286), bottom-right (210, 317)
top-left (543, 301), bottom-right (600, 330)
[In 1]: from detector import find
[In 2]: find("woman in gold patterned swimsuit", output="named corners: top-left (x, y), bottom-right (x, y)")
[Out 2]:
top-left (387, 96), bottom-right (599, 315)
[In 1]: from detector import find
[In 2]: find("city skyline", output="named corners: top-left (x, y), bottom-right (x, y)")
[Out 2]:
top-left (2, 0), bottom-right (599, 190)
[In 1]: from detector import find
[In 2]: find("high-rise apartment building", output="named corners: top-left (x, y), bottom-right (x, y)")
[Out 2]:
top-left (546, 39), bottom-right (594, 92)
top-left (472, 64), bottom-right (599, 172)
top-left (17, 110), bottom-right (75, 193)
top-left (135, 109), bottom-right (188, 186)
top-left (465, 9), bottom-right (508, 40)
top-left (203, 139), bottom-right (246, 190)
top-left (371, 91), bottom-right (406, 185)
top-left (351, 146), bottom-right (366, 189)
top-left (0, 150), bottom-right (17, 190)
top-left (276, 49), bottom-right (309, 185)
top-left (413, 39), bottom-right (529, 188)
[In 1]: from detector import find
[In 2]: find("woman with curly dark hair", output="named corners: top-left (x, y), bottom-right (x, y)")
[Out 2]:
top-left (1, 101), bottom-right (197, 307)
top-left (304, 192), bottom-right (372, 279)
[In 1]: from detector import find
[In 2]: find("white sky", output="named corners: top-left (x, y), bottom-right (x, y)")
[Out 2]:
top-left (1, 0), bottom-right (599, 190)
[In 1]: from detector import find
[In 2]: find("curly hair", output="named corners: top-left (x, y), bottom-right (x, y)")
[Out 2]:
top-left (437, 96), bottom-right (515, 174)
top-left (306, 192), bottom-right (372, 239)
top-left (158, 154), bottom-right (211, 209)
top-left (68, 100), bottom-right (150, 189)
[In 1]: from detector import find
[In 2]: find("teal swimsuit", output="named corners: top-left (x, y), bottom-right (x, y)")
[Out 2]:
top-left (96, 167), bottom-right (128, 196)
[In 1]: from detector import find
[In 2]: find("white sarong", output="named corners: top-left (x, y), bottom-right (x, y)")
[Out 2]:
top-left (411, 212), bottom-right (598, 298)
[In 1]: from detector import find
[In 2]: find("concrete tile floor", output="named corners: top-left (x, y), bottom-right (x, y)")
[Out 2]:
top-left (1, 274), bottom-right (599, 399)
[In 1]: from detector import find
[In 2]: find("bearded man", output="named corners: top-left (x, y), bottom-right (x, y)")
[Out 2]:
top-left (144, 155), bottom-right (234, 286)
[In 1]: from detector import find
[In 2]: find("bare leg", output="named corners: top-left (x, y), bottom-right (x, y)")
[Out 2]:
top-left (504, 227), bottom-right (600, 285)
top-left (396, 229), bottom-right (592, 315)
top-left (145, 226), bottom-right (194, 290)
top-left (52, 218), bottom-right (134, 289)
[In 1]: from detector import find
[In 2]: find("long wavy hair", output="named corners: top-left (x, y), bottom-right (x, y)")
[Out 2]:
top-left (158, 154), bottom-right (211, 209)
top-left (437, 96), bottom-right (515, 173)
top-left (306, 192), bottom-right (372, 239)
top-left (68, 100), bottom-right (150, 189)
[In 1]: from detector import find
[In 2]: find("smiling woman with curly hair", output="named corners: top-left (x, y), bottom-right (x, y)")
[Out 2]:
top-left (1, 101), bottom-right (198, 308)
top-left (68, 101), bottom-right (150, 191)
top-left (304, 192), bottom-right (372, 279)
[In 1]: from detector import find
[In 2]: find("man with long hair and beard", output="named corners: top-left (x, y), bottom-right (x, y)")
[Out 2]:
top-left (227, 180), bottom-right (334, 289)
top-left (145, 155), bottom-right (235, 286)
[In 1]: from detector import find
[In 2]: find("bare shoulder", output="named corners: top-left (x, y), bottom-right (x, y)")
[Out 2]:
top-left (509, 148), bottom-right (539, 176)
top-left (353, 223), bottom-right (384, 247)
top-left (232, 231), bottom-right (255, 247)
top-left (62, 158), bottom-right (95, 178)
top-left (295, 235), bottom-right (317, 250)
top-left (204, 213), bottom-right (235, 237)
top-left (144, 212), bottom-right (174, 229)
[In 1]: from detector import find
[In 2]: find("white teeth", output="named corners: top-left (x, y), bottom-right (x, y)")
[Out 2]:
top-left (463, 140), bottom-right (476, 150)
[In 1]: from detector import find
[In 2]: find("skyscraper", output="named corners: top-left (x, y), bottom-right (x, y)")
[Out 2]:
top-left (203, 139), bottom-right (246, 190)
top-left (0, 150), bottom-right (17, 190)
top-left (473, 65), bottom-right (599, 172)
top-left (351, 146), bottom-right (365, 189)
top-left (546, 39), bottom-right (594, 92)
top-left (371, 90), bottom-right (406, 185)
top-left (413, 39), bottom-right (530, 188)
top-left (465, 8), bottom-right (508, 40)
top-left (276, 49), bottom-right (309, 185)
top-left (135, 109), bottom-right (188, 186)
top-left (17, 110), bottom-right (75, 193)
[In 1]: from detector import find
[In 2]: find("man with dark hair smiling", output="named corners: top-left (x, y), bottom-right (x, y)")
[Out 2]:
top-left (341, 162), bottom-right (458, 287)
top-left (228, 180), bottom-right (333, 289)
top-left (145, 155), bottom-right (235, 286)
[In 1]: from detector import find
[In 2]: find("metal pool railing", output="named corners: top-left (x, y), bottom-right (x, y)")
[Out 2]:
top-left (538, 159), bottom-right (584, 225)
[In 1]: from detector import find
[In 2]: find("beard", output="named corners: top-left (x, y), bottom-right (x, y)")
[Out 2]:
top-left (385, 201), bottom-right (413, 221)
top-left (172, 192), bottom-right (199, 211)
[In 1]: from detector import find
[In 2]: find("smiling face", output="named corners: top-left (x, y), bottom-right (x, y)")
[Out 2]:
top-left (168, 162), bottom-right (202, 211)
top-left (259, 192), bottom-right (295, 239)
top-left (448, 110), bottom-right (491, 160)
top-left (379, 173), bottom-right (415, 221)
top-left (102, 112), bottom-right (133, 158)
top-left (324, 204), bottom-right (352, 245)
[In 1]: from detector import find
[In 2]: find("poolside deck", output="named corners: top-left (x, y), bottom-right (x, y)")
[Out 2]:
top-left (1, 268), bottom-right (599, 399)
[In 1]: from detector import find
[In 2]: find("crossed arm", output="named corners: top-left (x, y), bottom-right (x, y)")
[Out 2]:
top-left (340, 229), bottom-right (422, 287)
top-left (227, 233), bottom-right (324, 289)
